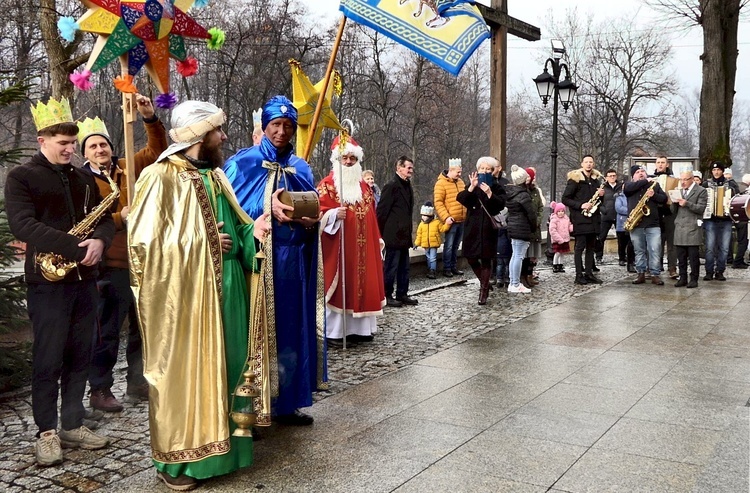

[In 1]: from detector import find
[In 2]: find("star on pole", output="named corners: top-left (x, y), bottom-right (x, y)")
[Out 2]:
top-left (290, 59), bottom-right (343, 151)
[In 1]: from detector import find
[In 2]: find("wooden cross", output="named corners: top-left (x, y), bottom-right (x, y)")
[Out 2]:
top-left (476, 1), bottom-right (541, 170)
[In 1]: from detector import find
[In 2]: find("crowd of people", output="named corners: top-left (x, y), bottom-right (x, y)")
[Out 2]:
top-left (5, 94), bottom-right (749, 491)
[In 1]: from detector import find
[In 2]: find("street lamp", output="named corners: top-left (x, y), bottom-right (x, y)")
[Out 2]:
top-left (532, 39), bottom-right (577, 201)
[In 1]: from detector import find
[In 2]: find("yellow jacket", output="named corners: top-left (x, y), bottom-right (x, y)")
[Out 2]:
top-left (415, 218), bottom-right (450, 248)
top-left (433, 172), bottom-right (466, 223)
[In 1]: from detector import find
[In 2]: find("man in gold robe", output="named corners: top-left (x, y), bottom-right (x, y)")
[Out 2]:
top-left (128, 101), bottom-right (269, 491)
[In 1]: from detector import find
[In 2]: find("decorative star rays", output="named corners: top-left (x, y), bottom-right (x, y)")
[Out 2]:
top-left (289, 59), bottom-right (343, 152)
top-left (76, 0), bottom-right (210, 94)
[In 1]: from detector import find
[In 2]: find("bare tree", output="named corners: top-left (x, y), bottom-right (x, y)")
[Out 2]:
top-left (645, 0), bottom-right (749, 170)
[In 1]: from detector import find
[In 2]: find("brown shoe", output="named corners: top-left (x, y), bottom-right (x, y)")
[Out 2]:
top-left (157, 471), bottom-right (198, 491)
top-left (668, 269), bottom-right (678, 279)
top-left (632, 273), bottom-right (646, 284)
top-left (126, 382), bottom-right (149, 401)
top-left (90, 388), bottom-right (124, 413)
top-left (651, 275), bottom-right (664, 285)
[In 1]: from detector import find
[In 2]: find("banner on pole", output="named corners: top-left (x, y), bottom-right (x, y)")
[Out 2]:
top-left (339, 0), bottom-right (490, 76)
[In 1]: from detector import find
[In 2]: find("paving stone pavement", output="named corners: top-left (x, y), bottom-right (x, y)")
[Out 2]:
top-left (1, 257), bottom-right (748, 492)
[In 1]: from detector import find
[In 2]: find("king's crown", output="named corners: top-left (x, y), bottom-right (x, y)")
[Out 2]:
top-left (448, 158), bottom-right (462, 168)
top-left (30, 97), bottom-right (74, 132)
top-left (77, 117), bottom-right (110, 145)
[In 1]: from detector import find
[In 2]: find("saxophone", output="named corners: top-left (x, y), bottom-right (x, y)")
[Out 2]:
top-left (624, 182), bottom-right (657, 232)
top-left (35, 170), bottom-right (120, 281)
top-left (582, 181), bottom-right (605, 217)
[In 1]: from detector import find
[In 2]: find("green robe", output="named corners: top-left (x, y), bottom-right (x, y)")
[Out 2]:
top-left (154, 169), bottom-right (254, 479)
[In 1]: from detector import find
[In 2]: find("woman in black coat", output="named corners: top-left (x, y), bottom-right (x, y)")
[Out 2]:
top-left (504, 165), bottom-right (537, 294)
top-left (456, 161), bottom-right (506, 305)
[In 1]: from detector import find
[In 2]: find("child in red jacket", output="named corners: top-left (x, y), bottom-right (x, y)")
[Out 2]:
top-left (548, 201), bottom-right (572, 273)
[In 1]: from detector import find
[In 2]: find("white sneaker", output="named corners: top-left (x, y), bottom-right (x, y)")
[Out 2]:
top-left (35, 429), bottom-right (63, 466)
top-left (59, 425), bottom-right (110, 450)
top-left (507, 283), bottom-right (531, 294)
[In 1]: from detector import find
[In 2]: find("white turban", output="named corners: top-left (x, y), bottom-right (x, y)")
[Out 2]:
top-left (157, 100), bottom-right (226, 162)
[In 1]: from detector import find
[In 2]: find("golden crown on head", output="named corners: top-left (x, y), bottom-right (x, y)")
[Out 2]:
top-left (30, 97), bottom-right (74, 132)
top-left (77, 117), bottom-right (110, 145)
top-left (252, 108), bottom-right (262, 132)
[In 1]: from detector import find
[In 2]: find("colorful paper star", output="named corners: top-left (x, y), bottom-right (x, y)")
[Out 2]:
top-left (76, 0), bottom-right (210, 93)
top-left (290, 59), bottom-right (343, 153)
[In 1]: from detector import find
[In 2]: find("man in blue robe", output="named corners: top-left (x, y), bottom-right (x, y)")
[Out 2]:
top-left (224, 96), bottom-right (326, 425)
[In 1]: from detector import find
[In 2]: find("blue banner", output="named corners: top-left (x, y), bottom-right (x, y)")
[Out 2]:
top-left (339, 0), bottom-right (490, 76)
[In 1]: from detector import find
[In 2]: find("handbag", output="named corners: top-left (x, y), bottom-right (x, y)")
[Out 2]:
top-left (479, 200), bottom-right (502, 230)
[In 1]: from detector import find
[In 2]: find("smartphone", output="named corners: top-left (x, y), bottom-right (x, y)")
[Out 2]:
top-left (477, 173), bottom-right (493, 187)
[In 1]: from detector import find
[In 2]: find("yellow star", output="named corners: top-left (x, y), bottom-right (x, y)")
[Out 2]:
top-left (290, 59), bottom-right (342, 153)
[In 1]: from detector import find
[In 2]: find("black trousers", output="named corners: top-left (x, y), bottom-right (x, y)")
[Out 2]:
top-left (676, 245), bottom-right (700, 281)
top-left (660, 213), bottom-right (676, 272)
top-left (574, 233), bottom-right (597, 276)
top-left (89, 267), bottom-right (145, 391)
top-left (383, 247), bottom-right (410, 298)
top-left (731, 221), bottom-right (748, 265)
top-left (596, 219), bottom-right (616, 259)
top-left (27, 280), bottom-right (97, 434)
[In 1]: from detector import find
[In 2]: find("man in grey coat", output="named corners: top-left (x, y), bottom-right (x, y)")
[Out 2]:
top-left (673, 171), bottom-right (708, 288)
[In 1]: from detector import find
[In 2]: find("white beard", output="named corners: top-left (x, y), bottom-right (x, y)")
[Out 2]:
top-left (332, 162), bottom-right (363, 205)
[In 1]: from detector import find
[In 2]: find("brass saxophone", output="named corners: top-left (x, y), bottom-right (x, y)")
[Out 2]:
top-left (35, 170), bottom-right (120, 281)
top-left (582, 182), bottom-right (605, 217)
top-left (624, 181), bottom-right (657, 232)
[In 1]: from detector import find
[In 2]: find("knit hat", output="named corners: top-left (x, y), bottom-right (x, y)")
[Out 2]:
top-left (693, 170), bottom-right (702, 178)
top-left (510, 165), bottom-right (529, 185)
top-left (711, 161), bottom-right (725, 171)
top-left (525, 167), bottom-right (536, 183)
top-left (723, 168), bottom-right (733, 177)
top-left (742, 174), bottom-right (750, 186)
top-left (420, 201), bottom-right (434, 216)
top-left (630, 165), bottom-right (644, 177)
top-left (550, 201), bottom-right (565, 214)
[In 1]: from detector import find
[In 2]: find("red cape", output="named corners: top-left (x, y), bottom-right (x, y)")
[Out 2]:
top-left (317, 172), bottom-right (386, 316)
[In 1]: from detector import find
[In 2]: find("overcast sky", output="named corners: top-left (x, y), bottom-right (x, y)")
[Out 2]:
top-left (298, 0), bottom-right (750, 105)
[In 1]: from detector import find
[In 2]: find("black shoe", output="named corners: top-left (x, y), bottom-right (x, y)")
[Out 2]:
top-left (443, 270), bottom-right (453, 278)
top-left (427, 270), bottom-right (436, 279)
top-left (619, 260), bottom-right (627, 266)
top-left (346, 334), bottom-right (374, 343)
top-left (574, 276), bottom-right (588, 285)
top-left (627, 263), bottom-right (636, 273)
top-left (714, 272), bottom-right (726, 281)
top-left (451, 268), bottom-right (464, 275)
top-left (595, 257), bottom-right (603, 264)
top-left (703, 273), bottom-right (713, 281)
top-left (326, 338), bottom-right (343, 347)
top-left (687, 280), bottom-right (698, 288)
top-left (386, 297), bottom-right (403, 307)
top-left (731, 263), bottom-right (748, 269)
top-left (591, 265), bottom-right (600, 272)
top-left (275, 409), bottom-right (314, 426)
top-left (584, 274), bottom-right (603, 284)
top-left (674, 279), bottom-right (687, 287)
top-left (396, 295), bottom-right (419, 306)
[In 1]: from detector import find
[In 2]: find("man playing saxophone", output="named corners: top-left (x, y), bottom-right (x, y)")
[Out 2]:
top-left (624, 165), bottom-right (668, 285)
top-left (4, 98), bottom-right (115, 467)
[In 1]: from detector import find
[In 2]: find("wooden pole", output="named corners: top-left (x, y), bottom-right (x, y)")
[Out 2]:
top-left (301, 15), bottom-right (347, 162)
top-left (119, 57), bottom-right (137, 206)
top-left (489, 0), bottom-right (508, 169)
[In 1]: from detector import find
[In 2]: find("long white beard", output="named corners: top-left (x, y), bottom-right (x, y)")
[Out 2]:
top-left (332, 162), bottom-right (363, 205)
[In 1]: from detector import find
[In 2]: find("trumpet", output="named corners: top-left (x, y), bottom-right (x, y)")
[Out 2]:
top-left (624, 182), bottom-right (657, 232)
top-left (582, 182), bottom-right (605, 217)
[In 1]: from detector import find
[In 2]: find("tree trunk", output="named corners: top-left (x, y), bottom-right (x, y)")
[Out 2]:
top-left (698, 0), bottom-right (740, 171)
top-left (39, 0), bottom-right (75, 99)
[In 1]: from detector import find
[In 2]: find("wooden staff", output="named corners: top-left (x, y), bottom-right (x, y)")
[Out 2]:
top-left (301, 15), bottom-right (347, 162)
top-left (119, 57), bottom-right (138, 206)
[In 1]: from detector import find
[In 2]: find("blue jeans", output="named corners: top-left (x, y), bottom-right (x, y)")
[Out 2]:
top-left (630, 227), bottom-right (662, 275)
top-left (509, 239), bottom-right (530, 287)
top-left (425, 247), bottom-right (438, 271)
top-left (383, 247), bottom-right (410, 298)
top-left (442, 221), bottom-right (464, 271)
top-left (704, 220), bottom-right (732, 274)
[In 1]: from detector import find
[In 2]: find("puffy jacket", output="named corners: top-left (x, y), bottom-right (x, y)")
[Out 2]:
top-left (549, 213), bottom-right (572, 244)
top-left (83, 117), bottom-right (167, 269)
top-left (505, 184), bottom-right (537, 241)
top-left (614, 192), bottom-right (628, 232)
top-left (562, 168), bottom-right (602, 235)
top-left (433, 171), bottom-right (466, 223)
top-left (414, 218), bottom-right (449, 248)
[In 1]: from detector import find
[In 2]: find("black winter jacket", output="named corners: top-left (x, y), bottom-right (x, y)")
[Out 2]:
top-left (562, 169), bottom-right (603, 235)
top-left (600, 181), bottom-right (622, 221)
top-left (376, 173), bottom-right (414, 249)
top-left (505, 184), bottom-right (537, 241)
top-left (623, 179), bottom-right (668, 229)
top-left (4, 152), bottom-right (115, 283)
top-left (456, 184), bottom-right (506, 258)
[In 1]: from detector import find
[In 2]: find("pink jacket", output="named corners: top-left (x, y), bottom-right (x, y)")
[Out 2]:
top-left (549, 213), bottom-right (572, 244)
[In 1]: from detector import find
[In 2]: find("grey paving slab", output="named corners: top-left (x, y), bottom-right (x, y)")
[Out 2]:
top-left (625, 391), bottom-right (748, 431)
top-left (414, 336), bottom-right (530, 371)
top-left (592, 417), bottom-right (726, 465)
top-left (553, 449), bottom-right (703, 492)
top-left (692, 414), bottom-right (750, 493)
top-left (393, 461), bottom-right (547, 493)
top-left (646, 372), bottom-right (750, 407)
top-left (524, 381), bottom-right (644, 416)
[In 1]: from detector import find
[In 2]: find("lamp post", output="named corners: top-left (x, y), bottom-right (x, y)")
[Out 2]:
top-left (532, 39), bottom-right (577, 201)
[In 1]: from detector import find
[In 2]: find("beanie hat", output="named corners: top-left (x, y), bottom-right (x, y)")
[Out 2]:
top-left (550, 201), bottom-right (565, 214)
top-left (510, 165), bottom-right (529, 185)
top-left (693, 170), bottom-right (702, 178)
top-left (630, 165), bottom-right (644, 177)
top-left (742, 174), bottom-right (750, 186)
top-left (420, 201), bottom-right (434, 216)
top-left (723, 168), bottom-right (733, 176)
top-left (711, 161), bottom-right (725, 171)
top-left (525, 167), bottom-right (536, 183)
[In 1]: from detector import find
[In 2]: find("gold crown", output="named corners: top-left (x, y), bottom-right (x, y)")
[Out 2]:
top-left (30, 97), bottom-right (74, 132)
top-left (77, 117), bottom-right (110, 145)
